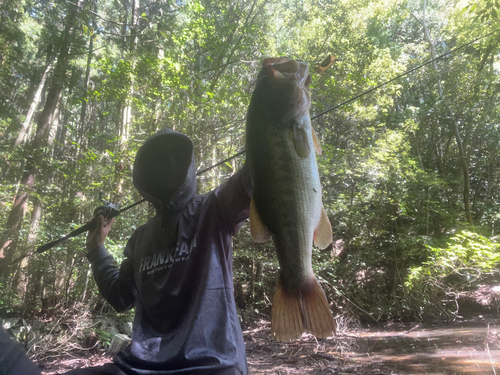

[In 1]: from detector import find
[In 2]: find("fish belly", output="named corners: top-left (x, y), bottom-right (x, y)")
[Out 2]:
top-left (249, 125), bottom-right (322, 290)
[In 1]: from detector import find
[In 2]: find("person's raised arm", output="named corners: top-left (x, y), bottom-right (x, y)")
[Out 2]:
top-left (214, 162), bottom-right (253, 236)
top-left (86, 216), bottom-right (136, 312)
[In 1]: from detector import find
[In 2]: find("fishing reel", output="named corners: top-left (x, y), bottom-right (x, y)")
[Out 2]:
top-left (93, 192), bottom-right (120, 220)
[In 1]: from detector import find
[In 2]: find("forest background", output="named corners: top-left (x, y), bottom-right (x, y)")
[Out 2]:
top-left (1, 0), bottom-right (500, 334)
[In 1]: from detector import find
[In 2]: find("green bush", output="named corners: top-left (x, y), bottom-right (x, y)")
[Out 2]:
top-left (404, 231), bottom-right (500, 319)
top-left (0, 279), bottom-right (20, 316)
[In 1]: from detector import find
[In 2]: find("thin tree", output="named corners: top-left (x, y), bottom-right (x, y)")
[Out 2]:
top-left (0, 1), bottom-right (83, 279)
top-left (412, 0), bottom-right (473, 224)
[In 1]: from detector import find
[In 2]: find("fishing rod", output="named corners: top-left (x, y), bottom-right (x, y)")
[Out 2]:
top-left (35, 153), bottom-right (245, 254)
top-left (203, 29), bottom-right (500, 167)
top-left (35, 29), bottom-right (498, 255)
top-left (311, 29), bottom-right (499, 120)
top-left (36, 194), bottom-right (136, 254)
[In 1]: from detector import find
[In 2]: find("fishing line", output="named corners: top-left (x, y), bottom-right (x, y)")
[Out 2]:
top-left (124, 154), bottom-right (248, 208)
top-left (102, 155), bottom-right (248, 217)
top-left (27, 30), bottom-right (498, 258)
top-left (196, 150), bottom-right (247, 175)
top-left (311, 29), bottom-right (499, 120)
top-left (51, 29), bottom-right (496, 226)
top-left (199, 28), bottom-right (499, 171)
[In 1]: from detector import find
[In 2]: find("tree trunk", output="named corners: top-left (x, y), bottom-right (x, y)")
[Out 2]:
top-left (54, 111), bottom-right (68, 159)
top-left (254, 259), bottom-right (263, 302)
top-left (23, 200), bottom-right (44, 313)
top-left (24, 257), bottom-right (43, 314)
top-left (0, 181), bottom-right (31, 279)
top-left (79, 0), bottom-right (96, 147)
top-left (0, 1), bottom-right (82, 279)
top-left (113, 0), bottom-right (139, 203)
top-left (14, 59), bottom-right (55, 149)
top-left (120, 0), bottom-right (139, 144)
top-left (64, 255), bottom-right (76, 305)
top-left (80, 264), bottom-right (92, 302)
top-left (47, 92), bottom-right (62, 151)
top-left (419, 0), bottom-right (473, 224)
top-left (10, 198), bottom-right (43, 310)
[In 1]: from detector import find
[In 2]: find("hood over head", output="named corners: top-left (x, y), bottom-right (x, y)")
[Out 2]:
top-left (133, 129), bottom-right (197, 212)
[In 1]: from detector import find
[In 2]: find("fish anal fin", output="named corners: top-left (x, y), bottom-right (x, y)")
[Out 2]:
top-left (302, 276), bottom-right (336, 338)
top-left (311, 126), bottom-right (322, 155)
top-left (271, 277), bottom-right (305, 341)
top-left (250, 197), bottom-right (272, 243)
top-left (292, 125), bottom-right (311, 158)
top-left (314, 206), bottom-right (333, 249)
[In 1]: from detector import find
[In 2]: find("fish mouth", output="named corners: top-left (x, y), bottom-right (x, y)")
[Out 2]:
top-left (261, 58), bottom-right (311, 88)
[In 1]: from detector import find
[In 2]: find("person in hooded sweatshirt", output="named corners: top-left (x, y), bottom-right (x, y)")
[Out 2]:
top-left (64, 129), bottom-right (252, 375)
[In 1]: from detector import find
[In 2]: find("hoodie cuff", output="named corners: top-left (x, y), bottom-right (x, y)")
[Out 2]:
top-left (86, 245), bottom-right (108, 263)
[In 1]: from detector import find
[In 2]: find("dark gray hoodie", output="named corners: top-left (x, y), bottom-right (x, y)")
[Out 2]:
top-left (87, 129), bottom-right (252, 374)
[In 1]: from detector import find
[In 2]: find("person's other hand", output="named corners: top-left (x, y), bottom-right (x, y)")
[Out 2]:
top-left (86, 215), bottom-right (114, 251)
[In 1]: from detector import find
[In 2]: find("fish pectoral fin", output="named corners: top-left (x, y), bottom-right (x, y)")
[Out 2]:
top-left (292, 125), bottom-right (311, 158)
top-left (311, 126), bottom-right (322, 155)
top-left (313, 206), bottom-right (333, 249)
top-left (250, 197), bottom-right (272, 243)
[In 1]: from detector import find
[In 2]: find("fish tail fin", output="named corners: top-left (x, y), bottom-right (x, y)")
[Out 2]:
top-left (271, 275), bottom-right (336, 341)
top-left (302, 276), bottom-right (337, 338)
top-left (271, 276), bottom-right (305, 341)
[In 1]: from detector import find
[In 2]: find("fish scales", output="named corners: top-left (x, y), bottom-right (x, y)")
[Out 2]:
top-left (245, 58), bottom-right (335, 341)
top-left (250, 123), bottom-right (321, 288)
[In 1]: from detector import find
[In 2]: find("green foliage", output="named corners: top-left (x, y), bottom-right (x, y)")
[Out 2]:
top-left (1, 0), bottom-right (500, 327)
top-left (403, 231), bottom-right (500, 318)
top-left (232, 224), bottom-right (278, 314)
top-left (465, 0), bottom-right (500, 22)
top-left (93, 327), bottom-right (113, 348)
top-left (427, 231), bottom-right (500, 281)
top-left (0, 280), bottom-right (20, 315)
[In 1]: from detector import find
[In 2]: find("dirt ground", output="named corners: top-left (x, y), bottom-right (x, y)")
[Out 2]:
top-left (34, 316), bottom-right (500, 375)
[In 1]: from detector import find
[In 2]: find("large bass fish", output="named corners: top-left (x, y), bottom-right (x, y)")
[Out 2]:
top-left (245, 58), bottom-right (336, 341)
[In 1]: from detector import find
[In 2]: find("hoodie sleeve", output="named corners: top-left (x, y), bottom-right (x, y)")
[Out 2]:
top-left (0, 327), bottom-right (40, 375)
top-left (214, 162), bottom-right (253, 236)
top-left (86, 239), bottom-right (137, 312)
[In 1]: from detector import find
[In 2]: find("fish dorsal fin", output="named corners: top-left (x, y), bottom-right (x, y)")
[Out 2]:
top-left (313, 205), bottom-right (333, 249)
top-left (250, 197), bottom-right (272, 243)
top-left (292, 125), bottom-right (311, 158)
top-left (311, 126), bottom-right (322, 155)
